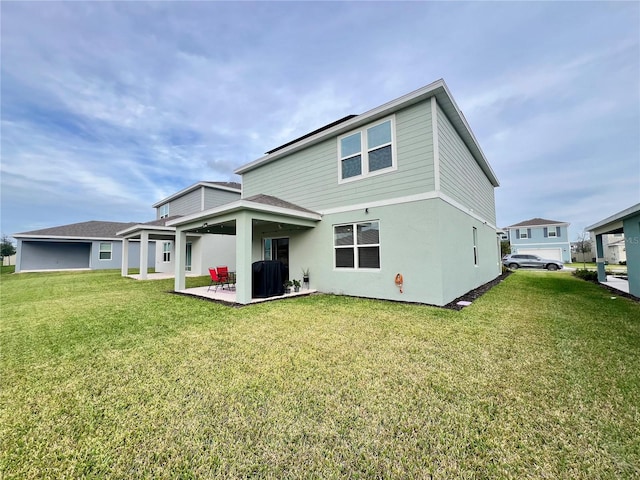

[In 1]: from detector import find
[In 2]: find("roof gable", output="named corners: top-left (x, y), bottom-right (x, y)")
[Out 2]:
top-left (235, 78), bottom-right (499, 187)
top-left (508, 218), bottom-right (568, 228)
top-left (152, 181), bottom-right (241, 208)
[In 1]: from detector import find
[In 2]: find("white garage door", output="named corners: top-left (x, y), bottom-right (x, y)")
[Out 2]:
top-left (517, 248), bottom-right (563, 261)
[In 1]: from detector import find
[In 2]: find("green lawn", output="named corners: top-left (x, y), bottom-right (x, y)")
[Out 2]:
top-left (1, 270), bottom-right (639, 478)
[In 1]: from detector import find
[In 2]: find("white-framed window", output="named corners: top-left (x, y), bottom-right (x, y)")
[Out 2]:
top-left (99, 242), bottom-right (112, 261)
top-left (159, 204), bottom-right (170, 219)
top-left (520, 232), bottom-right (528, 239)
top-left (334, 221), bottom-right (380, 269)
top-left (338, 117), bottom-right (396, 183)
top-left (473, 227), bottom-right (478, 266)
top-left (548, 230), bottom-right (557, 237)
top-left (162, 242), bottom-right (171, 262)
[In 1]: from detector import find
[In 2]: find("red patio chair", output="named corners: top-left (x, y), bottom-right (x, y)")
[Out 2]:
top-left (216, 266), bottom-right (229, 288)
top-left (208, 268), bottom-right (223, 292)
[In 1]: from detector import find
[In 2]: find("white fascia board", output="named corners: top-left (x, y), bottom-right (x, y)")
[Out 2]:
top-left (167, 200), bottom-right (322, 227)
top-left (12, 234), bottom-right (124, 241)
top-left (151, 182), bottom-right (241, 208)
top-left (319, 191), bottom-right (497, 230)
top-left (586, 202), bottom-right (640, 232)
top-left (116, 225), bottom-right (176, 236)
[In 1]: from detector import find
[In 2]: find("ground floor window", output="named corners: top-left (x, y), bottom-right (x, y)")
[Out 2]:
top-left (334, 221), bottom-right (380, 269)
top-left (163, 242), bottom-right (171, 263)
top-left (99, 242), bottom-right (112, 260)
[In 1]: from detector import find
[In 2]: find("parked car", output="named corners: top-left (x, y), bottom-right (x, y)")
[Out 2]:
top-left (502, 254), bottom-right (564, 271)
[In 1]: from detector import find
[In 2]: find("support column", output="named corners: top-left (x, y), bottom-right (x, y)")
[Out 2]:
top-left (15, 239), bottom-right (22, 273)
top-left (140, 231), bottom-right (149, 280)
top-left (235, 212), bottom-right (253, 305)
top-left (121, 238), bottom-right (129, 276)
top-left (595, 233), bottom-right (606, 282)
top-left (174, 229), bottom-right (187, 291)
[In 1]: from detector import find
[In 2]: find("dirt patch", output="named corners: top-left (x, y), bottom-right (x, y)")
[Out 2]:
top-left (443, 271), bottom-right (512, 311)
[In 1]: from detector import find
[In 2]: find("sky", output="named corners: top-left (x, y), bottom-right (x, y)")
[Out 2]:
top-left (1, 1), bottom-right (639, 241)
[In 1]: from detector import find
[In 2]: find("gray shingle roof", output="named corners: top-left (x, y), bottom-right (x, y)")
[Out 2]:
top-left (244, 194), bottom-right (319, 215)
top-left (508, 218), bottom-right (567, 227)
top-left (206, 181), bottom-right (242, 190)
top-left (15, 220), bottom-right (139, 238)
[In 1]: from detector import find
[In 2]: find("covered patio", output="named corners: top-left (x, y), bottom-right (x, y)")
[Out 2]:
top-left (168, 195), bottom-right (322, 305)
top-left (117, 217), bottom-right (182, 280)
top-left (587, 203), bottom-right (640, 299)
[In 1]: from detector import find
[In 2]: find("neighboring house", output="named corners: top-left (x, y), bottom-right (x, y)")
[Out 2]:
top-left (171, 79), bottom-right (502, 306)
top-left (587, 203), bottom-right (640, 298)
top-left (14, 181), bottom-right (241, 276)
top-left (117, 181), bottom-right (241, 278)
top-left (505, 218), bottom-right (571, 262)
top-left (604, 234), bottom-right (626, 264)
top-left (14, 221), bottom-right (155, 272)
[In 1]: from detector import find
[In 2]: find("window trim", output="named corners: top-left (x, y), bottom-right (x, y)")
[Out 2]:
top-left (162, 242), bottom-right (171, 263)
top-left (98, 242), bottom-right (112, 261)
top-left (337, 116), bottom-right (397, 184)
top-left (159, 204), bottom-right (170, 219)
top-left (333, 220), bottom-right (381, 270)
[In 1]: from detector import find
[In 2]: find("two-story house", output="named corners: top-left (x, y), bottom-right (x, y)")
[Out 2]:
top-left (506, 218), bottom-right (571, 262)
top-left (171, 79), bottom-right (502, 306)
top-left (14, 181), bottom-right (240, 275)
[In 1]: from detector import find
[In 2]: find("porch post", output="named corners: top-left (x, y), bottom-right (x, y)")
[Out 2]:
top-left (235, 211), bottom-right (253, 305)
top-left (595, 233), bottom-right (606, 282)
top-left (121, 238), bottom-right (129, 276)
top-left (174, 229), bottom-right (187, 291)
top-left (140, 231), bottom-right (149, 280)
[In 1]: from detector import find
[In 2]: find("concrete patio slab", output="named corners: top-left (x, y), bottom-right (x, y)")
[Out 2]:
top-left (175, 286), bottom-right (318, 305)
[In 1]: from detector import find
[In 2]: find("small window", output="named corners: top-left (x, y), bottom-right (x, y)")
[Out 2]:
top-left (338, 118), bottom-right (396, 183)
top-left (99, 242), bottom-right (112, 261)
top-left (162, 242), bottom-right (171, 262)
top-left (159, 204), bottom-right (170, 219)
top-left (473, 227), bottom-right (478, 266)
top-left (548, 230), bottom-right (557, 237)
top-left (520, 232), bottom-right (528, 239)
top-left (334, 221), bottom-right (380, 269)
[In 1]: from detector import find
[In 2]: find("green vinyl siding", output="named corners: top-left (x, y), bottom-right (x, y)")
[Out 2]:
top-left (437, 103), bottom-right (496, 225)
top-left (203, 188), bottom-right (240, 210)
top-left (167, 189), bottom-right (201, 216)
top-left (242, 101), bottom-right (435, 211)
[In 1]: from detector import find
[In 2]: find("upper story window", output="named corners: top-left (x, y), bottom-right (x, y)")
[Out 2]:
top-left (159, 204), bottom-right (170, 219)
top-left (544, 226), bottom-right (561, 238)
top-left (334, 221), bottom-right (380, 269)
top-left (99, 242), bottom-right (112, 261)
top-left (519, 232), bottom-right (528, 239)
top-left (338, 117), bottom-right (396, 183)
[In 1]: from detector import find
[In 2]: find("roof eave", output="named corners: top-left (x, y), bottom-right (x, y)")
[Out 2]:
top-left (167, 199), bottom-right (322, 227)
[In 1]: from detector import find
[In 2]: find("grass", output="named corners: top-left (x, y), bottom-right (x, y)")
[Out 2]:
top-left (1, 270), bottom-right (639, 478)
top-left (566, 262), bottom-right (627, 273)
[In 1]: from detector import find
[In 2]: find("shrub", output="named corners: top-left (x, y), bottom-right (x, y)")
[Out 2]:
top-left (573, 269), bottom-right (598, 282)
